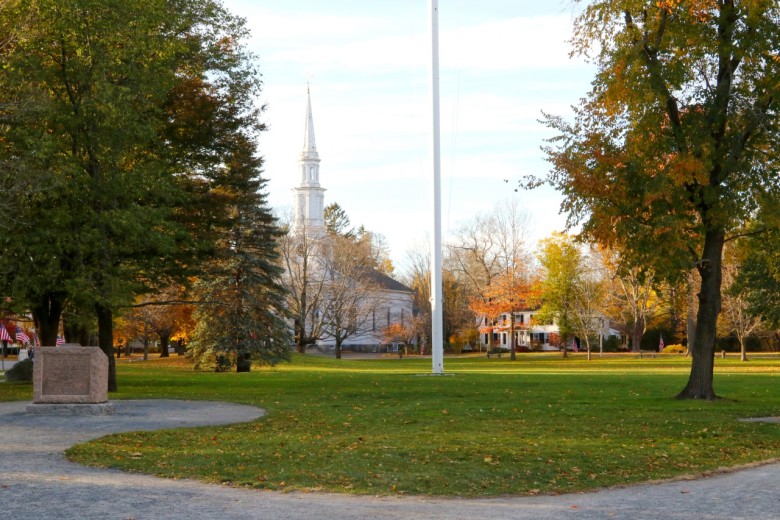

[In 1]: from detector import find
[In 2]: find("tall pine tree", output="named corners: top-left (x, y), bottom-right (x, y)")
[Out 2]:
top-left (188, 135), bottom-right (290, 372)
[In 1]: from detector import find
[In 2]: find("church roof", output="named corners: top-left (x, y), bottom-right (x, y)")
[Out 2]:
top-left (362, 268), bottom-right (414, 293)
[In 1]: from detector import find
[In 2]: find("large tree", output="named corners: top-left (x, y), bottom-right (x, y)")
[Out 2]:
top-left (449, 199), bottom-right (531, 357)
top-left (0, 0), bottom-right (264, 389)
top-left (535, 233), bottom-right (582, 358)
top-left (719, 243), bottom-right (764, 361)
top-left (537, 1), bottom-right (780, 399)
top-left (279, 219), bottom-right (329, 353)
top-left (319, 236), bottom-right (382, 359)
top-left (734, 215), bottom-right (780, 330)
top-left (601, 249), bottom-right (661, 352)
top-left (570, 247), bottom-right (608, 360)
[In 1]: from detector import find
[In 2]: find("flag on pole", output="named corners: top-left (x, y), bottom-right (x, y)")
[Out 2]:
top-left (659, 333), bottom-right (665, 352)
top-left (56, 335), bottom-right (65, 346)
top-left (15, 328), bottom-right (30, 344)
top-left (0, 324), bottom-right (11, 342)
top-left (33, 331), bottom-right (40, 347)
top-left (571, 338), bottom-right (578, 352)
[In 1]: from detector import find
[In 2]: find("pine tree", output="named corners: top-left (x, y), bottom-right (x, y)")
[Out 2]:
top-left (188, 135), bottom-right (291, 372)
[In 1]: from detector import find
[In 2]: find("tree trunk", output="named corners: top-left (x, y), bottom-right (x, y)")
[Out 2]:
top-left (677, 230), bottom-right (724, 400)
top-left (509, 312), bottom-right (516, 361)
top-left (95, 303), bottom-right (117, 392)
top-left (236, 352), bottom-right (251, 372)
top-left (159, 332), bottom-right (170, 358)
top-left (686, 270), bottom-right (697, 357)
top-left (296, 263), bottom-right (308, 354)
top-left (63, 319), bottom-right (89, 346)
top-left (739, 335), bottom-right (748, 362)
top-left (630, 320), bottom-right (644, 353)
top-left (335, 339), bottom-right (342, 360)
top-left (31, 292), bottom-right (66, 346)
top-left (487, 322), bottom-right (494, 354)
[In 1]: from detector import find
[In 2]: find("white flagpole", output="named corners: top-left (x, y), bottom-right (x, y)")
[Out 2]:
top-left (429, 0), bottom-right (444, 375)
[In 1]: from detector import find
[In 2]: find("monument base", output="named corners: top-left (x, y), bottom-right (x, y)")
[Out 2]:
top-left (26, 402), bottom-right (116, 416)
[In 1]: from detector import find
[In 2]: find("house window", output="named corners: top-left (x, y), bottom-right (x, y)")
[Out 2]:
top-left (484, 333), bottom-right (488, 344)
top-left (502, 333), bottom-right (506, 345)
top-left (519, 314), bottom-right (524, 324)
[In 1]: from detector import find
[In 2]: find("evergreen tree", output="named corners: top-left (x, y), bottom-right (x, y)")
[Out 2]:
top-left (188, 135), bottom-right (291, 372)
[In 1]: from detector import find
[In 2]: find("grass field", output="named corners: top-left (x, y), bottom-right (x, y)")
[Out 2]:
top-left (2, 352), bottom-right (780, 496)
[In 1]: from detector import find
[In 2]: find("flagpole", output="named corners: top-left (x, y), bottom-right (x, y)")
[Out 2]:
top-left (429, 0), bottom-right (444, 375)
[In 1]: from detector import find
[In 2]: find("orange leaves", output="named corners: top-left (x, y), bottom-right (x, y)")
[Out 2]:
top-left (468, 271), bottom-right (541, 319)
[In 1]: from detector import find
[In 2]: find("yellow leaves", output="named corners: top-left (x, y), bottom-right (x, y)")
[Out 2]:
top-left (666, 153), bottom-right (709, 187)
top-left (655, 0), bottom-right (715, 22)
top-left (483, 455), bottom-right (499, 465)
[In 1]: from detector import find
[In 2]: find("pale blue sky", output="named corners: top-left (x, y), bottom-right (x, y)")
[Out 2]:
top-left (222, 0), bottom-right (593, 270)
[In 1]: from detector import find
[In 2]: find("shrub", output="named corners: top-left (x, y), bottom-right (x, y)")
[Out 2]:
top-left (5, 358), bottom-right (33, 382)
top-left (662, 344), bottom-right (686, 354)
top-left (602, 336), bottom-right (623, 352)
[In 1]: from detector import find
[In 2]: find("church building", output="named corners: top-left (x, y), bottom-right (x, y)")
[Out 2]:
top-left (289, 88), bottom-right (415, 353)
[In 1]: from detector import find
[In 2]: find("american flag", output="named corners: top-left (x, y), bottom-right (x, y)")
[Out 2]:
top-left (659, 333), bottom-right (665, 352)
top-left (571, 338), bottom-right (578, 352)
top-left (56, 335), bottom-right (66, 346)
top-left (15, 328), bottom-right (30, 344)
top-left (33, 332), bottom-right (40, 347)
top-left (0, 324), bottom-right (11, 342)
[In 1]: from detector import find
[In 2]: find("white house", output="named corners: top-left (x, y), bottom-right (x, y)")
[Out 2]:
top-left (478, 310), bottom-right (622, 351)
top-left (289, 88), bottom-right (414, 353)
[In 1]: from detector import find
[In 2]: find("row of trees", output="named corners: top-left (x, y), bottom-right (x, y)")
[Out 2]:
top-left (398, 197), bottom-right (778, 366)
top-left (0, 0), bottom-right (291, 386)
top-left (114, 201), bottom-right (404, 364)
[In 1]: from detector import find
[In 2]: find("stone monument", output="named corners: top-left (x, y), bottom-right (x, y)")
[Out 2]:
top-left (27, 345), bottom-right (115, 415)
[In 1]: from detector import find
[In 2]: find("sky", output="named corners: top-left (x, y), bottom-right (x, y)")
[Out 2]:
top-left (221, 0), bottom-right (594, 272)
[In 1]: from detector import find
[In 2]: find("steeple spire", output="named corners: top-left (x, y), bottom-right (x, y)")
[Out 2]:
top-left (293, 85), bottom-right (325, 231)
top-left (301, 84), bottom-right (318, 161)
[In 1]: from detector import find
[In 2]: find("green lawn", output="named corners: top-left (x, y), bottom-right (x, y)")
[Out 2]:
top-left (3, 353), bottom-right (780, 496)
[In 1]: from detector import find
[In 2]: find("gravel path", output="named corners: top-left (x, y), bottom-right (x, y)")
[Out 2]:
top-left (0, 399), bottom-right (778, 520)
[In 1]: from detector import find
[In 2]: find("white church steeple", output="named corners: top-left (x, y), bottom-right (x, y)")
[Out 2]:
top-left (293, 86), bottom-right (326, 230)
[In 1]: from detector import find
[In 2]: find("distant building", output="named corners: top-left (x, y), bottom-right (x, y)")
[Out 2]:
top-left (289, 88), bottom-right (414, 352)
top-left (478, 310), bottom-right (622, 351)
